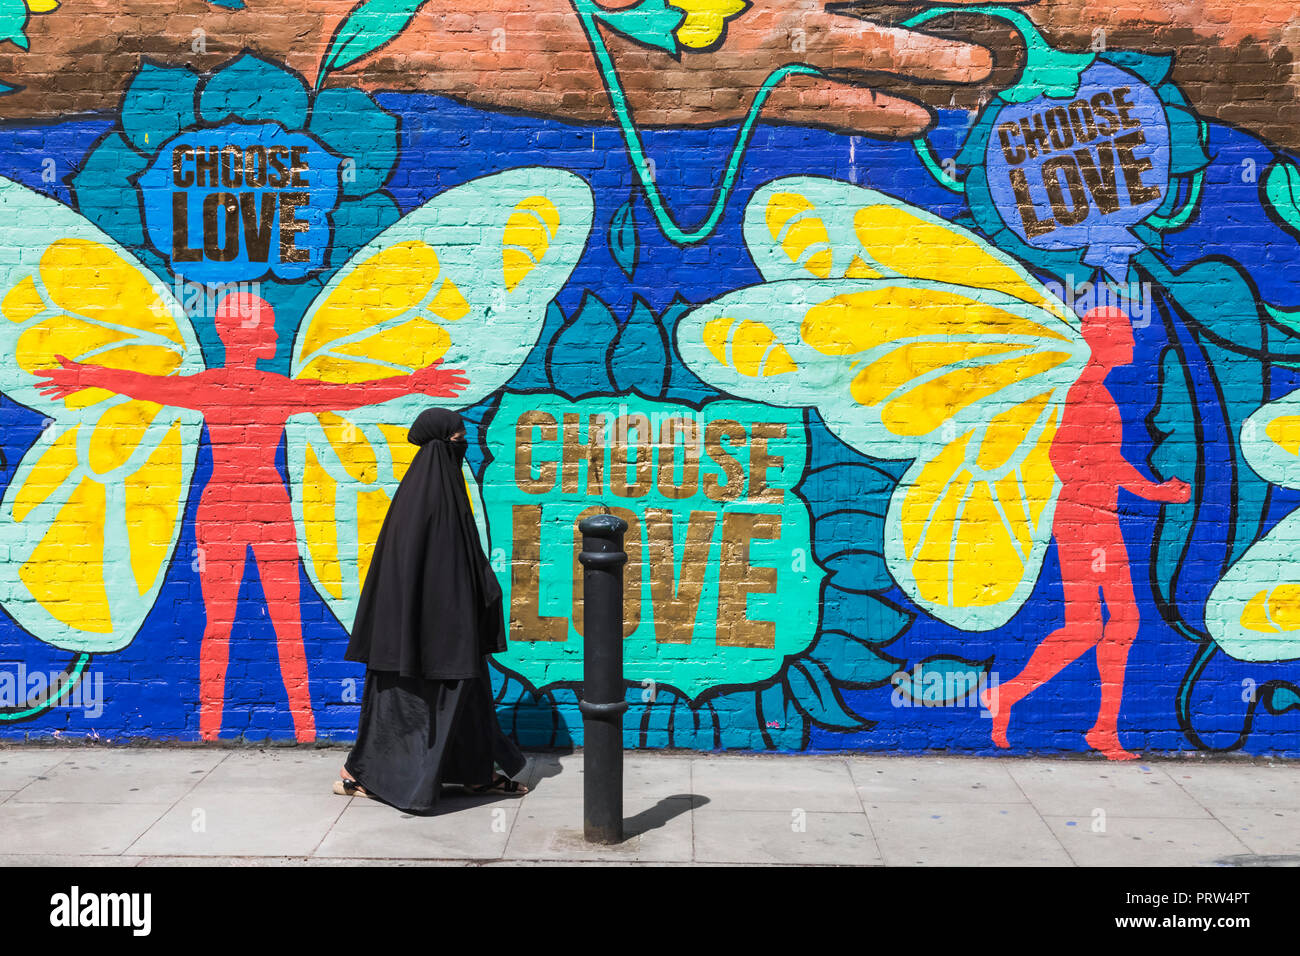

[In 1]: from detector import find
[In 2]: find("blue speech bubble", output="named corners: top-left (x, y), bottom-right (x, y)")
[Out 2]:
top-left (985, 62), bottom-right (1171, 281)
top-left (137, 121), bottom-right (342, 285)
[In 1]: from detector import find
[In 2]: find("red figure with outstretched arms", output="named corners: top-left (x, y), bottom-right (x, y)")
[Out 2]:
top-left (984, 306), bottom-right (1190, 760)
top-left (32, 292), bottom-right (469, 742)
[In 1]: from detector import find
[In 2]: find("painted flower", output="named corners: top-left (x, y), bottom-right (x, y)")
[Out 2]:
top-left (0, 0), bottom-right (57, 51)
top-left (70, 54), bottom-right (401, 367)
top-left (667, 0), bottom-right (749, 52)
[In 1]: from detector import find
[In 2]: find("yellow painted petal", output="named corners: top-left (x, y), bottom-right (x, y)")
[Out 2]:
top-left (801, 286), bottom-right (1069, 358)
top-left (879, 351), bottom-right (1071, 437)
top-left (951, 481), bottom-right (1022, 606)
top-left (1265, 416), bottom-right (1300, 456)
top-left (19, 478), bottom-right (112, 634)
top-left (1266, 585), bottom-right (1300, 631)
top-left (503, 196), bottom-right (560, 292)
top-left (299, 241), bottom-right (441, 359)
top-left (853, 206), bottom-right (1065, 317)
top-left (123, 418), bottom-right (184, 596)
top-left (975, 392), bottom-right (1052, 472)
top-left (331, 317), bottom-right (451, 376)
top-left (39, 239), bottom-right (185, 346)
top-left (378, 422), bottom-right (419, 481)
top-left (355, 488), bottom-right (390, 593)
top-left (3, 275), bottom-right (45, 324)
top-left (12, 425), bottom-right (79, 523)
top-left (88, 400), bottom-right (163, 475)
top-left (1021, 407), bottom-right (1059, 526)
top-left (669, 0), bottom-right (747, 49)
top-left (913, 473), bottom-right (969, 606)
top-left (900, 432), bottom-right (970, 559)
top-left (302, 443), bottom-right (342, 601)
top-left (850, 341), bottom-right (1029, 408)
top-left (318, 412), bottom-right (378, 484)
top-left (25, 0), bottom-right (60, 12)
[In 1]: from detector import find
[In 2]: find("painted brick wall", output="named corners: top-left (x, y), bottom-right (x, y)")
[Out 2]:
top-left (0, 0), bottom-right (1298, 758)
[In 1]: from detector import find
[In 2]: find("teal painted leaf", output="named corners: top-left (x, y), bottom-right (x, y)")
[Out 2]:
top-left (1265, 160), bottom-right (1300, 238)
top-left (0, 77), bottom-right (18, 96)
top-left (120, 63), bottom-right (202, 155)
top-left (0, 0), bottom-right (29, 51)
top-left (893, 655), bottom-right (992, 707)
top-left (1167, 105), bottom-right (1210, 174)
top-left (1100, 50), bottom-right (1172, 87)
top-left (1147, 344), bottom-right (1199, 630)
top-left (318, 0), bottom-right (429, 86)
top-left (546, 291), bottom-right (618, 397)
top-left (590, 0), bottom-right (684, 55)
top-left (609, 196), bottom-right (638, 279)
top-left (608, 295), bottom-right (668, 394)
top-left (805, 628), bottom-right (906, 686)
top-left (817, 589), bottom-right (914, 648)
top-left (786, 659), bottom-right (868, 731)
top-left (204, 0), bottom-right (245, 7)
top-left (756, 681), bottom-right (805, 749)
top-left (1265, 684), bottom-right (1300, 716)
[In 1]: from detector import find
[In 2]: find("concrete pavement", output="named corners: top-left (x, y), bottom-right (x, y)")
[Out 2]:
top-left (0, 746), bottom-right (1297, 865)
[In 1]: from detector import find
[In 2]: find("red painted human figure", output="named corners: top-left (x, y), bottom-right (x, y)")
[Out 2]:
top-left (983, 306), bottom-right (1190, 760)
top-left (33, 293), bottom-right (469, 742)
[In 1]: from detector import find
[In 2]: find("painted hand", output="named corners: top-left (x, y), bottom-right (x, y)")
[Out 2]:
top-left (1156, 478), bottom-right (1192, 504)
top-left (410, 360), bottom-right (470, 398)
top-left (0, 0), bottom-right (1023, 138)
top-left (32, 354), bottom-right (93, 400)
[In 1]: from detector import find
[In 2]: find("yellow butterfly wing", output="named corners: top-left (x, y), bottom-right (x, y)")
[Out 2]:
top-left (286, 168), bottom-right (592, 629)
top-left (0, 176), bottom-right (204, 651)
top-left (680, 179), bottom-right (1088, 629)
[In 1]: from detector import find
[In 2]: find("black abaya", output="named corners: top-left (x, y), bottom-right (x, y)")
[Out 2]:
top-left (341, 408), bottom-right (524, 812)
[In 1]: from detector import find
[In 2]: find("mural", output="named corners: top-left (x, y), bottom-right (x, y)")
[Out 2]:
top-left (0, 0), bottom-right (1299, 758)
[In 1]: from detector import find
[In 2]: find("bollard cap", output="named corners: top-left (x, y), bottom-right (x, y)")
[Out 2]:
top-left (578, 513), bottom-right (628, 537)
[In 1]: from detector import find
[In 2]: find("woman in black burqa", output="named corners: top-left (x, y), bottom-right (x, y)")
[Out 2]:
top-left (333, 407), bottom-right (528, 810)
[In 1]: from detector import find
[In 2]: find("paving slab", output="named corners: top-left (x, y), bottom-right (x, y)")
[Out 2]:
top-left (522, 753), bottom-right (694, 803)
top-left (316, 796), bottom-right (521, 859)
top-left (126, 793), bottom-right (345, 857)
top-left (10, 750), bottom-right (225, 805)
top-left (1210, 807), bottom-right (1300, 856)
top-left (691, 756), bottom-right (861, 813)
top-left (504, 793), bottom-right (693, 862)
top-left (0, 801), bottom-right (172, 856)
top-left (137, 856), bottom-right (471, 867)
top-left (694, 810), bottom-right (880, 865)
top-left (0, 853), bottom-right (146, 866)
top-left (847, 757), bottom-right (1028, 804)
top-left (0, 749), bottom-right (69, 790)
top-left (1006, 761), bottom-right (1210, 819)
top-left (865, 802), bottom-right (1074, 866)
top-left (193, 748), bottom-right (351, 796)
top-left (1042, 815), bottom-right (1256, 866)
top-left (1164, 762), bottom-right (1300, 812)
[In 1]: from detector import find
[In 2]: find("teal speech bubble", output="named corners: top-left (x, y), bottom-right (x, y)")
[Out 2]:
top-left (483, 392), bottom-right (823, 700)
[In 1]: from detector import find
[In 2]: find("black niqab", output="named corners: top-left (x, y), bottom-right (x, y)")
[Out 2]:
top-left (345, 408), bottom-right (506, 679)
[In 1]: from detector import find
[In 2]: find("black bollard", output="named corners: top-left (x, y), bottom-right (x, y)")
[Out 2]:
top-left (577, 512), bottom-right (628, 844)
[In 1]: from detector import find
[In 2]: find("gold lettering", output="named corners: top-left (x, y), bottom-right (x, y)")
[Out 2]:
top-left (514, 410), bottom-right (558, 494)
top-left (716, 512), bottom-right (780, 648)
top-left (703, 419), bottom-right (746, 502)
top-left (645, 507), bottom-right (716, 644)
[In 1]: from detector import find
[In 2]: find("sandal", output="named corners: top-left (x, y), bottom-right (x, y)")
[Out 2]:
top-left (462, 773), bottom-right (529, 796)
top-left (332, 777), bottom-right (374, 799)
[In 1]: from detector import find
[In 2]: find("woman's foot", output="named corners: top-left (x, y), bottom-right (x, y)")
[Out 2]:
top-left (462, 772), bottom-right (529, 796)
top-left (333, 767), bottom-right (373, 798)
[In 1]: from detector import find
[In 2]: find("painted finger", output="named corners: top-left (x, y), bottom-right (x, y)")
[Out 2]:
top-left (761, 73), bottom-right (934, 137)
top-left (798, 15), bottom-right (994, 83)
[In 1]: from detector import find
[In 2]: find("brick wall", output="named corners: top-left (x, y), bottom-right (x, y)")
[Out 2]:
top-left (0, 0), bottom-right (1297, 758)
